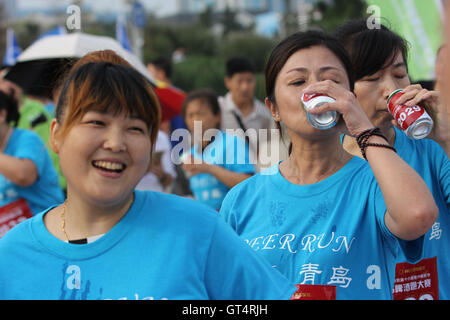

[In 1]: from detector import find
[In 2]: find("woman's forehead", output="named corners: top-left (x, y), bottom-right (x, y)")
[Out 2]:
top-left (282, 46), bottom-right (346, 74)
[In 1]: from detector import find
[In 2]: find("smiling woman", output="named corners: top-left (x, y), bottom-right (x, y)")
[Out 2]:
top-left (48, 56), bottom-right (159, 225)
top-left (0, 50), bottom-right (297, 300)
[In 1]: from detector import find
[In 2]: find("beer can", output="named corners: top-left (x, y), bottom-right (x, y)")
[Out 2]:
top-left (301, 93), bottom-right (339, 130)
top-left (387, 89), bottom-right (433, 139)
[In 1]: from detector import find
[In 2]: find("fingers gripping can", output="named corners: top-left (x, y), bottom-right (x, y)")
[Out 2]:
top-left (387, 89), bottom-right (433, 139)
top-left (301, 93), bottom-right (339, 130)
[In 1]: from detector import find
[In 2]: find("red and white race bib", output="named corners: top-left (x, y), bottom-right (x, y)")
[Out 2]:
top-left (0, 199), bottom-right (33, 239)
top-left (393, 257), bottom-right (439, 300)
top-left (291, 284), bottom-right (336, 300)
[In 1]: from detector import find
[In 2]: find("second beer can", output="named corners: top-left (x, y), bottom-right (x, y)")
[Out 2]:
top-left (301, 93), bottom-right (339, 130)
top-left (387, 89), bottom-right (433, 140)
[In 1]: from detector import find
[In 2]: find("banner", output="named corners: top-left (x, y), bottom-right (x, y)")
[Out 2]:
top-left (0, 199), bottom-right (33, 239)
top-left (366, 0), bottom-right (444, 81)
top-left (393, 257), bottom-right (439, 300)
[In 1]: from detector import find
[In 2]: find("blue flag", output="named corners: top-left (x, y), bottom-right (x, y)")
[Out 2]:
top-left (116, 17), bottom-right (133, 53)
top-left (3, 28), bottom-right (22, 66)
top-left (132, 1), bottom-right (146, 28)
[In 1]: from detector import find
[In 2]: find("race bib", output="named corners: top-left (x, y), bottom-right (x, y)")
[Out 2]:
top-left (393, 257), bottom-right (439, 300)
top-left (0, 199), bottom-right (33, 238)
top-left (291, 284), bottom-right (336, 300)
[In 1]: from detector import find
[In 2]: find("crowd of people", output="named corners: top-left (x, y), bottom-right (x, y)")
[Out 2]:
top-left (0, 12), bottom-right (448, 300)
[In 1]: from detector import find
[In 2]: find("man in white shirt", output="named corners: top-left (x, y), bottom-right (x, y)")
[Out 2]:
top-left (219, 57), bottom-right (281, 170)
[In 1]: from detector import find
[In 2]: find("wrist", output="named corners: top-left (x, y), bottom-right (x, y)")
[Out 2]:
top-left (356, 127), bottom-right (397, 160)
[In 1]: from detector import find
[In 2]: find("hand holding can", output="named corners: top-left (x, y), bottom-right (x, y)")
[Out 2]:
top-left (303, 80), bottom-right (375, 137)
top-left (301, 93), bottom-right (339, 130)
top-left (387, 89), bottom-right (433, 139)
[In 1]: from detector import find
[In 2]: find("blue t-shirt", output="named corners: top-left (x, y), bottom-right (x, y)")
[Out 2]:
top-left (0, 190), bottom-right (296, 300)
top-left (393, 127), bottom-right (450, 300)
top-left (189, 130), bottom-right (255, 210)
top-left (0, 129), bottom-right (64, 214)
top-left (220, 157), bottom-right (422, 300)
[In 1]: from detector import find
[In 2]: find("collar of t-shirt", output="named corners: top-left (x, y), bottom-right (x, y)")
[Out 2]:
top-left (66, 234), bottom-right (105, 245)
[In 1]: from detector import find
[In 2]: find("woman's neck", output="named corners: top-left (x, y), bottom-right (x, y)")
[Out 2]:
top-left (62, 191), bottom-right (135, 240)
top-left (280, 134), bottom-right (352, 185)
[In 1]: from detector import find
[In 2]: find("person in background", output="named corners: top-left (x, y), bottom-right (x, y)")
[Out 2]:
top-left (147, 57), bottom-right (172, 86)
top-left (147, 56), bottom-right (192, 197)
top-left (0, 90), bottom-right (64, 215)
top-left (219, 57), bottom-right (276, 170)
top-left (334, 20), bottom-right (450, 157)
top-left (220, 30), bottom-right (438, 300)
top-left (182, 89), bottom-right (256, 211)
top-left (334, 20), bottom-right (450, 300)
top-left (135, 129), bottom-right (176, 192)
top-left (0, 74), bottom-right (66, 192)
top-left (0, 50), bottom-right (296, 300)
top-left (147, 56), bottom-right (181, 136)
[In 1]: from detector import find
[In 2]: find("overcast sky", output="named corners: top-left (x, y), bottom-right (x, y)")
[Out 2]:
top-left (16, 0), bottom-right (179, 17)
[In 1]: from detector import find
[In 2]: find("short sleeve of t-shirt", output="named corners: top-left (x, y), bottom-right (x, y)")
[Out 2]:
top-left (436, 145), bottom-right (450, 206)
top-left (369, 177), bottom-right (390, 240)
top-left (8, 130), bottom-right (47, 177)
top-left (219, 186), bottom-right (239, 230)
top-left (204, 217), bottom-right (296, 300)
top-left (367, 166), bottom-right (424, 263)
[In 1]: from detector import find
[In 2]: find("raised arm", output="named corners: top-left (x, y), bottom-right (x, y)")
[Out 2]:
top-left (305, 80), bottom-right (438, 241)
top-left (182, 158), bottom-right (252, 188)
top-left (0, 154), bottom-right (38, 187)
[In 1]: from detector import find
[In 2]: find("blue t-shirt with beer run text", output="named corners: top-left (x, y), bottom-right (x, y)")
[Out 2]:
top-left (220, 156), bottom-right (423, 300)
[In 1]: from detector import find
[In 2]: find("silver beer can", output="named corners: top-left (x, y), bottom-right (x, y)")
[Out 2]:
top-left (301, 93), bottom-right (339, 130)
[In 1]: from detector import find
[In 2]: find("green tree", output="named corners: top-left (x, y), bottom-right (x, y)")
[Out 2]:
top-left (222, 6), bottom-right (244, 38)
top-left (12, 21), bottom-right (42, 49)
top-left (171, 55), bottom-right (226, 95)
top-left (283, 0), bottom-right (298, 36)
top-left (199, 5), bottom-right (214, 28)
top-left (218, 32), bottom-right (276, 72)
top-left (311, 0), bottom-right (367, 32)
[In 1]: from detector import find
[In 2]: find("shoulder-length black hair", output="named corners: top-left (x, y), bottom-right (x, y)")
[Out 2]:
top-left (333, 18), bottom-right (409, 81)
top-left (265, 30), bottom-right (355, 103)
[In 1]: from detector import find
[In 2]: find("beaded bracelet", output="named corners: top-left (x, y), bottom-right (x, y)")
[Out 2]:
top-left (356, 127), bottom-right (397, 160)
